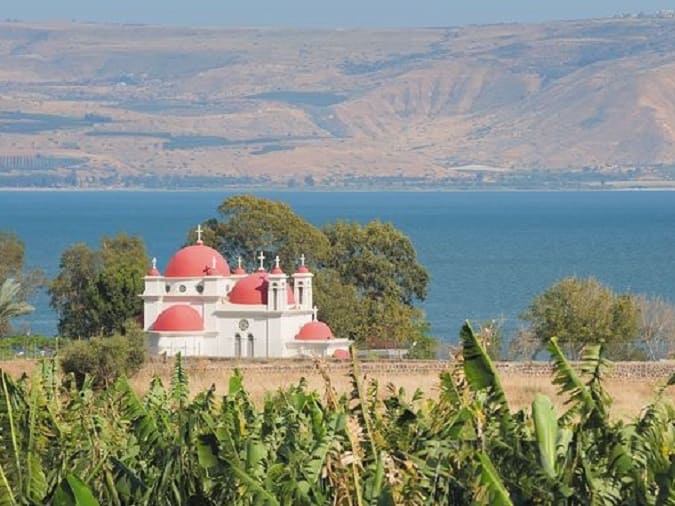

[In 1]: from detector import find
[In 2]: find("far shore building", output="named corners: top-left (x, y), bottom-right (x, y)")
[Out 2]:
top-left (141, 226), bottom-right (351, 359)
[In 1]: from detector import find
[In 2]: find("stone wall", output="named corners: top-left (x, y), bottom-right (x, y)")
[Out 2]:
top-left (172, 356), bottom-right (675, 380)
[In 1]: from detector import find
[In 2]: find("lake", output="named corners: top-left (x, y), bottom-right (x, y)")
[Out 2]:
top-left (1, 190), bottom-right (674, 344)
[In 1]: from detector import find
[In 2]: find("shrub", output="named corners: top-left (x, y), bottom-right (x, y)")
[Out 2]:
top-left (60, 325), bottom-right (146, 387)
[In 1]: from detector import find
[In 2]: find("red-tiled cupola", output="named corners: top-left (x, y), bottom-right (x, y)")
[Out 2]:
top-left (151, 305), bottom-right (203, 332)
top-left (271, 254), bottom-right (284, 275)
top-left (228, 271), bottom-right (295, 305)
top-left (333, 349), bottom-right (350, 359)
top-left (164, 224), bottom-right (230, 277)
top-left (296, 321), bottom-right (334, 341)
top-left (233, 256), bottom-right (246, 275)
top-left (164, 244), bottom-right (230, 277)
top-left (147, 257), bottom-right (161, 276)
top-left (296, 253), bottom-right (310, 273)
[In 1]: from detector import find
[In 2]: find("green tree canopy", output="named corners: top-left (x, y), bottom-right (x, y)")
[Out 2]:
top-left (195, 195), bottom-right (330, 272)
top-left (322, 220), bottom-right (428, 304)
top-left (195, 195), bottom-right (435, 355)
top-left (0, 231), bottom-right (45, 335)
top-left (519, 277), bottom-right (639, 359)
top-left (50, 234), bottom-right (149, 338)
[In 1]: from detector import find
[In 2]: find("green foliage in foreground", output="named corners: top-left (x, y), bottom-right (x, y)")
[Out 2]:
top-left (0, 325), bottom-right (673, 505)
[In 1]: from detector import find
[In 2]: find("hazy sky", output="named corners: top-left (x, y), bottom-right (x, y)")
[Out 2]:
top-left (3, 0), bottom-right (674, 28)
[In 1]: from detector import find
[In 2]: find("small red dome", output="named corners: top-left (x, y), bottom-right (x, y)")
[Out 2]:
top-left (151, 305), bottom-right (203, 332)
top-left (164, 244), bottom-right (230, 277)
top-left (233, 267), bottom-right (246, 275)
top-left (147, 267), bottom-right (161, 276)
top-left (296, 321), bottom-right (334, 341)
top-left (297, 264), bottom-right (310, 273)
top-left (228, 272), bottom-right (295, 305)
top-left (333, 349), bottom-right (350, 360)
top-left (271, 266), bottom-right (284, 274)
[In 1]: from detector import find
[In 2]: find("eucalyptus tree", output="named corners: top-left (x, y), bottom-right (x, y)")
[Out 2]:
top-left (193, 195), bottom-right (435, 355)
top-left (50, 234), bottom-right (149, 338)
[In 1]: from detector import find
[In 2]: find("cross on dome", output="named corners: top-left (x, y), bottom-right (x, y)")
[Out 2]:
top-left (274, 255), bottom-right (281, 269)
top-left (195, 224), bottom-right (203, 244)
top-left (257, 251), bottom-right (266, 270)
top-left (152, 257), bottom-right (157, 269)
top-left (299, 253), bottom-right (306, 266)
top-left (312, 305), bottom-right (318, 321)
top-left (237, 256), bottom-right (243, 269)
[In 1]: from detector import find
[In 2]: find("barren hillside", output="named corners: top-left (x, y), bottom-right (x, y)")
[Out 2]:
top-left (0, 17), bottom-right (674, 188)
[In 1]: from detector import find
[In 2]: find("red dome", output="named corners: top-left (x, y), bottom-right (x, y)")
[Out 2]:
top-left (233, 267), bottom-right (247, 275)
top-left (151, 305), bottom-right (203, 332)
top-left (297, 264), bottom-right (310, 273)
top-left (333, 349), bottom-right (350, 360)
top-left (296, 321), bottom-right (334, 341)
top-left (147, 267), bottom-right (161, 276)
top-left (164, 244), bottom-right (230, 277)
top-left (228, 272), bottom-right (295, 305)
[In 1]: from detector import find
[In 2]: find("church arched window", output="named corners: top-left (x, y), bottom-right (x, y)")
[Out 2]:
top-left (234, 333), bottom-right (242, 358)
top-left (247, 333), bottom-right (254, 357)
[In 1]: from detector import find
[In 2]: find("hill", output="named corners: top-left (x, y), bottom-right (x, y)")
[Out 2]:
top-left (0, 16), bottom-right (674, 188)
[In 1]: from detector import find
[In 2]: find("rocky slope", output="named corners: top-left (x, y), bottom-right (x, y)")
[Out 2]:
top-left (0, 17), bottom-right (674, 188)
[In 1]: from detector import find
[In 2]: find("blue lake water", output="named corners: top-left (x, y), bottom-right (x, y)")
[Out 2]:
top-left (1, 190), bottom-right (674, 344)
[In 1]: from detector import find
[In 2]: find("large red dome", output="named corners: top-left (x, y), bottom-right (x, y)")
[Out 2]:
top-left (296, 321), bottom-right (334, 341)
top-left (164, 244), bottom-right (230, 277)
top-left (151, 305), bottom-right (203, 332)
top-left (228, 271), bottom-right (295, 305)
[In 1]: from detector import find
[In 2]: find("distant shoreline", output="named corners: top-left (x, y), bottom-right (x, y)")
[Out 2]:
top-left (2, 186), bottom-right (675, 193)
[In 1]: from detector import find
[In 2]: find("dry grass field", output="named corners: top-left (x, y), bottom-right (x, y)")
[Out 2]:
top-left (2, 357), bottom-right (672, 420)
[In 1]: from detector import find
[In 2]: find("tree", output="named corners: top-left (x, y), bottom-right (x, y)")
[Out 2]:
top-left (322, 220), bottom-right (428, 305)
top-left (635, 294), bottom-right (675, 360)
top-left (0, 231), bottom-right (24, 284)
top-left (0, 232), bottom-right (45, 335)
top-left (196, 195), bottom-right (435, 356)
top-left (518, 277), bottom-right (639, 359)
top-left (50, 234), bottom-right (149, 338)
top-left (0, 278), bottom-right (34, 332)
top-left (197, 195), bottom-right (330, 272)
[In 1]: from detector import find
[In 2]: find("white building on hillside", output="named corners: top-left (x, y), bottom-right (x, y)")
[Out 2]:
top-left (141, 226), bottom-right (351, 359)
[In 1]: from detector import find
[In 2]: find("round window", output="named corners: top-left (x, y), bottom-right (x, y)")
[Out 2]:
top-left (196, 283), bottom-right (204, 294)
top-left (179, 285), bottom-right (187, 293)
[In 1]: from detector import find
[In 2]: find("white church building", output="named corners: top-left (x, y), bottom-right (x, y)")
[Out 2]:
top-left (141, 226), bottom-right (351, 359)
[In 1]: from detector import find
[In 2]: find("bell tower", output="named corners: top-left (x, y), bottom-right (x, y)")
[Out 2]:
top-left (292, 254), bottom-right (313, 310)
top-left (267, 255), bottom-right (288, 312)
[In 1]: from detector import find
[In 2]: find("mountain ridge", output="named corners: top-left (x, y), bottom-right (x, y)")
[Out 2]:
top-left (0, 17), bottom-right (674, 188)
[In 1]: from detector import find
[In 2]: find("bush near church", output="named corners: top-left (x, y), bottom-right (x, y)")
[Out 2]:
top-left (60, 320), bottom-right (146, 387)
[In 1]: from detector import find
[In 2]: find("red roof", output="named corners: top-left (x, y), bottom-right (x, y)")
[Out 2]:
top-left (164, 244), bottom-right (230, 277)
top-left (147, 267), bottom-right (161, 276)
top-left (296, 321), bottom-right (334, 341)
top-left (296, 264), bottom-right (310, 273)
top-left (151, 305), bottom-right (204, 332)
top-left (333, 349), bottom-right (350, 359)
top-left (228, 272), bottom-right (295, 305)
